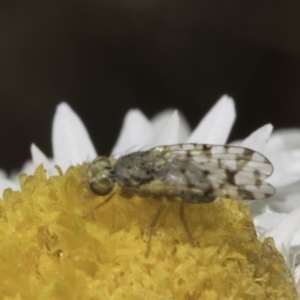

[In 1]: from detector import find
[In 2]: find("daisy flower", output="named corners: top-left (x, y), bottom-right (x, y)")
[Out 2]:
top-left (0, 96), bottom-right (298, 299)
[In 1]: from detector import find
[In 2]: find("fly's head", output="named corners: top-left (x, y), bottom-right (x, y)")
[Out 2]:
top-left (88, 156), bottom-right (115, 195)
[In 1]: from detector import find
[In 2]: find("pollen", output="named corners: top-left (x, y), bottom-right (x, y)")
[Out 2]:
top-left (0, 165), bottom-right (297, 299)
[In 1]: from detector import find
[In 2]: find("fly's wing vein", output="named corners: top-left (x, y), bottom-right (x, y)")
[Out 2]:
top-left (139, 144), bottom-right (275, 201)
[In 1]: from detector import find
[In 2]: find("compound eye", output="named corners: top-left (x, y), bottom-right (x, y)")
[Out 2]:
top-left (90, 178), bottom-right (114, 195)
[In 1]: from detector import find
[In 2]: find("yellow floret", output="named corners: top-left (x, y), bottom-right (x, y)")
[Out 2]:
top-left (0, 165), bottom-right (297, 299)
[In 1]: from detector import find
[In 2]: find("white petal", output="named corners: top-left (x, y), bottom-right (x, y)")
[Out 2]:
top-left (18, 160), bottom-right (36, 175)
top-left (0, 179), bottom-right (19, 195)
top-left (291, 228), bottom-right (300, 248)
top-left (265, 129), bottom-right (300, 188)
top-left (155, 110), bottom-right (179, 145)
top-left (187, 95), bottom-right (235, 144)
top-left (287, 229), bottom-right (300, 292)
top-left (9, 160), bottom-right (36, 183)
top-left (241, 124), bottom-right (273, 153)
top-left (152, 109), bottom-right (191, 142)
top-left (111, 109), bottom-right (155, 156)
top-left (293, 260), bottom-right (300, 295)
top-left (266, 129), bottom-right (300, 154)
top-left (0, 170), bottom-right (7, 180)
top-left (262, 205), bottom-right (300, 260)
top-left (268, 160), bottom-right (300, 188)
top-left (52, 102), bottom-right (97, 171)
top-left (268, 187), bottom-right (300, 213)
top-left (254, 211), bottom-right (287, 232)
top-left (0, 169), bottom-right (19, 194)
top-left (248, 199), bottom-right (268, 218)
top-left (31, 144), bottom-right (51, 170)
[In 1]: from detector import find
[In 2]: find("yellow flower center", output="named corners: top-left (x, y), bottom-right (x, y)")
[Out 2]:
top-left (0, 165), bottom-right (297, 299)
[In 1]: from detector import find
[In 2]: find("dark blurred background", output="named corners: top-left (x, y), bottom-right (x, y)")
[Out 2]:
top-left (0, 0), bottom-right (300, 172)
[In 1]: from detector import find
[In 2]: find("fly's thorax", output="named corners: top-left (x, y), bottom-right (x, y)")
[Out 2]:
top-left (114, 152), bottom-right (160, 187)
top-left (88, 156), bottom-right (116, 195)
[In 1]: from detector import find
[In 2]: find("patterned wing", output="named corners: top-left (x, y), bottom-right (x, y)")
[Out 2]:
top-left (142, 143), bottom-right (275, 202)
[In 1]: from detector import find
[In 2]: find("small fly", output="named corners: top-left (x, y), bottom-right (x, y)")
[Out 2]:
top-left (85, 143), bottom-right (275, 257)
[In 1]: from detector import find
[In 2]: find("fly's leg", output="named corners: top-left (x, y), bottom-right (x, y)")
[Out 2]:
top-left (145, 197), bottom-right (167, 258)
top-left (179, 201), bottom-right (197, 247)
top-left (82, 193), bottom-right (115, 218)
